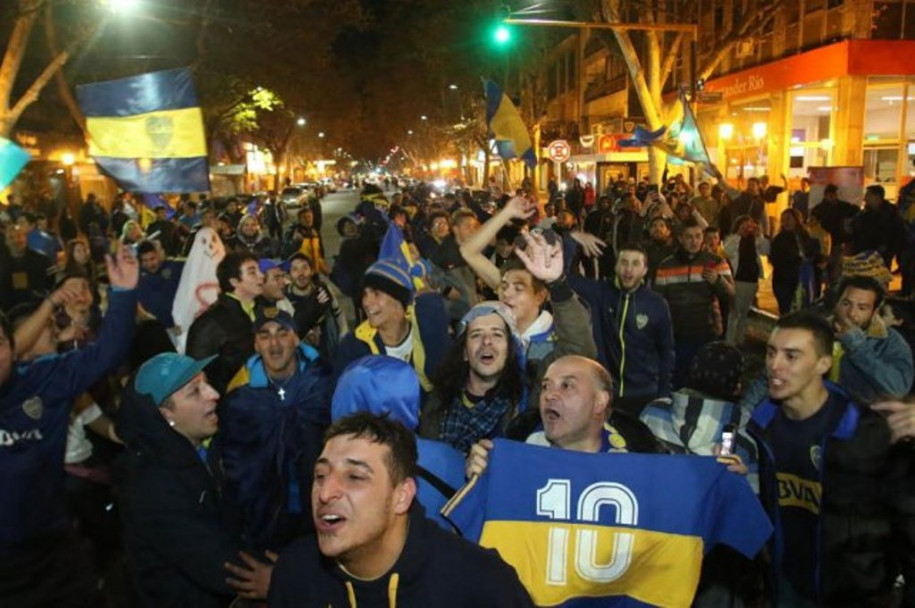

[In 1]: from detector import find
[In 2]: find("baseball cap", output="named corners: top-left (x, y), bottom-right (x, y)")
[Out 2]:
top-left (258, 258), bottom-right (290, 274)
top-left (253, 305), bottom-right (298, 333)
top-left (135, 353), bottom-right (217, 407)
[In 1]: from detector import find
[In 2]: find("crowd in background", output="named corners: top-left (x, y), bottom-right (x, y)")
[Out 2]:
top-left (0, 169), bottom-right (913, 607)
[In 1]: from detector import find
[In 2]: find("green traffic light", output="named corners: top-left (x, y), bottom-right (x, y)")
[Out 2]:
top-left (494, 25), bottom-right (510, 44)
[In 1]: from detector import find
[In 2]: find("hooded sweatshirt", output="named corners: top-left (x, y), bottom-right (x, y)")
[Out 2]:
top-left (332, 356), bottom-right (466, 531)
top-left (114, 384), bottom-right (241, 608)
top-left (268, 506), bottom-right (533, 607)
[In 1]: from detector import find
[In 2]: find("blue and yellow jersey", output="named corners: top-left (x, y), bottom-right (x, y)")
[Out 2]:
top-left (443, 440), bottom-right (771, 607)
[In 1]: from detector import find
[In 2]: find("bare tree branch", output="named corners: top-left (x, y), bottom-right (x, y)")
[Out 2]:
top-left (44, 1), bottom-right (86, 137)
top-left (0, 0), bottom-right (45, 113)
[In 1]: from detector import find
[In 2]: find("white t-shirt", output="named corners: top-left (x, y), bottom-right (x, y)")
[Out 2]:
top-left (383, 326), bottom-right (414, 363)
top-left (65, 403), bottom-right (103, 465)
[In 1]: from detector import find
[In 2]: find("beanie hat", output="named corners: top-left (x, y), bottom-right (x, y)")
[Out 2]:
top-left (688, 341), bottom-right (744, 401)
top-left (363, 260), bottom-right (414, 309)
top-left (842, 251), bottom-right (893, 285)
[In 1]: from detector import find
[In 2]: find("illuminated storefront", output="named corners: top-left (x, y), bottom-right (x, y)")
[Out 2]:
top-left (701, 39), bottom-right (915, 203)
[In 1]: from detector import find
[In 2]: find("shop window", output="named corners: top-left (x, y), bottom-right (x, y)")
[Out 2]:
top-left (719, 97), bottom-right (772, 181)
top-left (864, 148), bottom-right (898, 183)
top-left (787, 88), bottom-right (835, 177)
top-left (864, 78), bottom-right (911, 190)
top-left (864, 82), bottom-right (905, 141)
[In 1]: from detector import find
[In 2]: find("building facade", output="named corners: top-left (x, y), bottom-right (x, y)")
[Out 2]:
top-left (536, 0), bottom-right (915, 206)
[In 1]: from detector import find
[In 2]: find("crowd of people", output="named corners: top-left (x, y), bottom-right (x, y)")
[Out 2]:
top-left (0, 171), bottom-right (913, 607)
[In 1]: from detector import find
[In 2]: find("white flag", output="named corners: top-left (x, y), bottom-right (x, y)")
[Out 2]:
top-left (172, 227), bottom-right (225, 353)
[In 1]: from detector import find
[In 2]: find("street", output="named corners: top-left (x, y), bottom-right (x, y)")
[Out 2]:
top-left (317, 187), bottom-right (361, 262)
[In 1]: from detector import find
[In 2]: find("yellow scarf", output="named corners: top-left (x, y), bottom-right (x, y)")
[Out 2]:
top-left (298, 236), bottom-right (328, 274)
top-left (354, 305), bottom-right (432, 391)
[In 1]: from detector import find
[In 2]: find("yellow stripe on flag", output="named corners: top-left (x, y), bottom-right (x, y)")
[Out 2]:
top-left (87, 107), bottom-right (206, 159)
top-left (479, 520), bottom-right (703, 607)
top-left (490, 94), bottom-right (533, 154)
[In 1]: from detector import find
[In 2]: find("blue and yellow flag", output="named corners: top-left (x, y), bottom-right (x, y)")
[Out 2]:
top-left (667, 89), bottom-right (712, 168)
top-left (76, 67), bottom-right (209, 193)
top-left (619, 90), bottom-right (711, 171)
top-left (483, 79), bottom-right (536, 169)
top-left (0, 136), bottom-right (30, 191)
top-left (443, 440), bottom-right (771, 607)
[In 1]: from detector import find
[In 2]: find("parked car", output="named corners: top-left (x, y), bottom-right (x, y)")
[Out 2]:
top-left (280, 186), bottom-right (308, 209)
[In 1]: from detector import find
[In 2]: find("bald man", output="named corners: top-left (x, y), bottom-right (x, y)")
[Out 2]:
top-left (467, 355), bottom-right (662, 476)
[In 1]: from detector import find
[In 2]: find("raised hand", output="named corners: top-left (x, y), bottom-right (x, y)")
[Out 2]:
top-left (570, 231), bottom-right (606, 258)
top-left (514, 230), bottom-right (564, 283)
top-left (105, 243), bottom-right (139, 290)
top-left (871, 400), bottom-right (915, 444)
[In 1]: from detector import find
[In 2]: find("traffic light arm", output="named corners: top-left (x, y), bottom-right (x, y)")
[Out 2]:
top-left (502, 18), bottom-right (697, 41)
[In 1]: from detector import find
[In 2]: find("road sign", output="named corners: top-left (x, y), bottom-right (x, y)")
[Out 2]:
top-left (547, 139), bottom-right (571, 163)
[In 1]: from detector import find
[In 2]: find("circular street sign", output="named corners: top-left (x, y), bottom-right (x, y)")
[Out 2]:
top-left (547, 139), bottom-right (571, 163)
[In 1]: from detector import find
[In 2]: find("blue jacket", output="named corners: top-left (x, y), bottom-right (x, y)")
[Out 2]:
top-left (219, 344), bottom-right (333, 550)
top-left (569, 274), bottom-right (675, 399)
top-left (333, 292), bottom-right (451, 391)
top-left (0, 288), bottom-right (137, 556)
top-left (136, 259), bottom-right (183, 328)
top-left (833, 314), bottom-right (913, 404)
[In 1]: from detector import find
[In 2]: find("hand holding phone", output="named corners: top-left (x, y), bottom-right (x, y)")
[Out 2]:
top-left (719, 424), bottom-right (736, 457)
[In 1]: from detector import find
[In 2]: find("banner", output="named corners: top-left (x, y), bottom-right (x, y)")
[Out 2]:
top-left (807, 166), bottom-right (864, 210)
top-left (77, 67), bottom-right (209, 193)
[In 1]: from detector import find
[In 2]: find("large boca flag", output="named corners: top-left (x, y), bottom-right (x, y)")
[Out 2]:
top-left (76, 67), bottom-right (209, 193)
top-left (484, 79), bottom-right (537, 169)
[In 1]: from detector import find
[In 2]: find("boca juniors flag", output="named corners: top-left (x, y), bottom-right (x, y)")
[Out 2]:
top-left (443, 440), bottom-right (771, 607)
top-left (76, 67), bottom-right (209, 193)
top-left (484, 79), bottom-right (537, 169)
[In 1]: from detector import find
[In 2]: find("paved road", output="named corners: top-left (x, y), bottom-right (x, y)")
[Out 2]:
top-left (314, 187), bottom-right (373, 324)
top-left (317, 188), bottom-right (362, 262)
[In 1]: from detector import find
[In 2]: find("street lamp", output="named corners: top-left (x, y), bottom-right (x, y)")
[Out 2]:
top-left (317, 132), bottom-right (325, 138)
top-left (449, 84), bottom-right (459, 90)
top-left (105, 0), bottom-right (140, 14)
top-left (420, 115), bottom-right (428, 121)
top-left (407, 129), bottom-right (414, 135)
top-left (718, 123), bottom-right (734, 140)
top-left (752, 122), bottom-right (767, 139)
top-left (296, 117), bottom-right (306, 127)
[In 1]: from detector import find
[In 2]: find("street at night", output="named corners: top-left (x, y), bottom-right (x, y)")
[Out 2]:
top-left (1, 1), bottom-right (915, 606)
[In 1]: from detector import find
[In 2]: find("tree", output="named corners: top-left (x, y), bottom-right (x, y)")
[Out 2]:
top-left (586, 0), bottom-right (784, 181)
top-left (0, 0), bottom-right (91, 138)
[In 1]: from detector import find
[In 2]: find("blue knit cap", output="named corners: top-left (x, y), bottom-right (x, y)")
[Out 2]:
top-left (363, 260), bottom-right (414, 308)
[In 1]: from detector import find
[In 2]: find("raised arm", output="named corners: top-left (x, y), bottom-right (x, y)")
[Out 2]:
top-left (460, 196), bottom-right (535, 290)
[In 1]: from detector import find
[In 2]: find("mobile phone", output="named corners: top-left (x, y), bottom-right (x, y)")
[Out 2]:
top-left (720, 425), bottom-right (736, 457)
